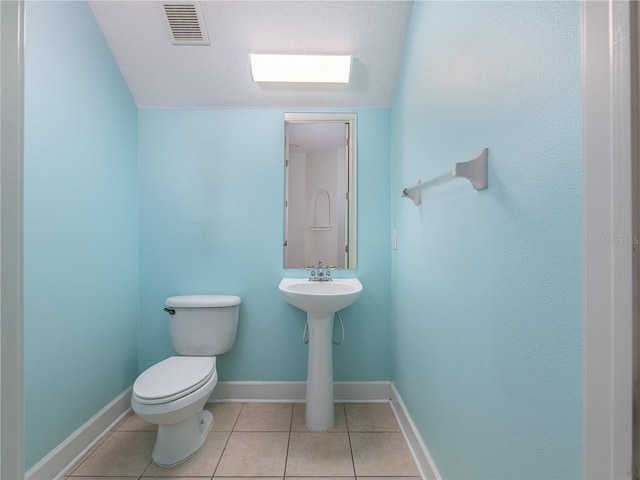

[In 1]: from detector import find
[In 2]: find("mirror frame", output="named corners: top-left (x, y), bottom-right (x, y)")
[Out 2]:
top-left (284, 112), bottom-right (357, 269)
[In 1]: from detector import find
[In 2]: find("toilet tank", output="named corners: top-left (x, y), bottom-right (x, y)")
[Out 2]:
top-left (165, 295), bottom-right (241, 356)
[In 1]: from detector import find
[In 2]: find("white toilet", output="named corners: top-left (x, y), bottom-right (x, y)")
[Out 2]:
top-left (131, 295), bottom-right (240, 467)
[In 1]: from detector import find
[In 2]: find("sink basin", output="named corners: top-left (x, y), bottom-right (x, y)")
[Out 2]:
top-left (279, 277), bottom-right (363, 318)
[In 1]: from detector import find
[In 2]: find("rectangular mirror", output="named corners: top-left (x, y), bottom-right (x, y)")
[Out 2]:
top-left (283, 113), bottom-right (357, 269)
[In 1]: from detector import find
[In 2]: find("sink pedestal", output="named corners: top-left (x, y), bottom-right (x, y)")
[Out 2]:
top-left (278, 277), bottom-right (363, 432)
top-left (305, 313), bottom-right (335, 431)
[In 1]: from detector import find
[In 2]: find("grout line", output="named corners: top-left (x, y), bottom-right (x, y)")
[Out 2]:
top-left (345, 403), bottom-right (358, 478)
top-left (211, 402), bottom-right (244, 478)
top-left (283, 402), bottom-right (294, 477)
top-left (209, 429), bottom-right (230, 480)
top-left (229, 401), bottom-right (244, 431)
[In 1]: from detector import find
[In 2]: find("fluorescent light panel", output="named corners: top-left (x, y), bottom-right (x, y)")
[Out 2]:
top-left (250, 54), bottom-right (351, 83)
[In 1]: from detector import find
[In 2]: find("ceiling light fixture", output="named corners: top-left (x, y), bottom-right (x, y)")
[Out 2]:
top-left (249, 54), bottom-right (352, 83)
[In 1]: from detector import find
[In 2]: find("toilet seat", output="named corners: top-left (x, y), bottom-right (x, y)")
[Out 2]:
top-left (133, 356), bottom-right (216, 405)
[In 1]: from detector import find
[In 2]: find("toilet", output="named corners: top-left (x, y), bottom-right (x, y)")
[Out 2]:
top-left (131, 295), bottom-right (241, 467)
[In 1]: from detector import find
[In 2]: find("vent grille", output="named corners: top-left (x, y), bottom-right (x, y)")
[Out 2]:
top-left (162, 2), bottom-right (209, 45)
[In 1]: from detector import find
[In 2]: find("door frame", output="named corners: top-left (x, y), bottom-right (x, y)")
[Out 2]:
top-left (0, 0), bottom-right (25, 478)
top-left (582, 1), bottom-right (635, 478)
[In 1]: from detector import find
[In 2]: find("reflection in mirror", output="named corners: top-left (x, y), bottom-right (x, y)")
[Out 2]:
top-left (283, 113), bottom-right (357, 269)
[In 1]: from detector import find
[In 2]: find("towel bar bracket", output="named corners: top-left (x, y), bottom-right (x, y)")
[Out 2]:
top-left (401, 148), bottom-right (488, 205)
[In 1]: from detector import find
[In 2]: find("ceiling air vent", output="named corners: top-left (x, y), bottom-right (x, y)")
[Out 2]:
top-left (161, 1), bottom-right (210, 46)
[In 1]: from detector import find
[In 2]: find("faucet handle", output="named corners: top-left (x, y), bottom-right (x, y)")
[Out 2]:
top-left (303, 265), bottom-right (315, 270)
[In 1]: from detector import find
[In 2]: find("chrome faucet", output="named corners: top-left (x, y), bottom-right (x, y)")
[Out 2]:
top-left (304, 261), bottom-right (336, 281)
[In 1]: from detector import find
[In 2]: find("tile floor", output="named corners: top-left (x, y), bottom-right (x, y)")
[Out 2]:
top-left (64, 402), bottom-right (421, 480)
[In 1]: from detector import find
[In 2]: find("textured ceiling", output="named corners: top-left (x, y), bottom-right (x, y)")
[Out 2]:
top-left (89, 1), bottom-right (414, 109)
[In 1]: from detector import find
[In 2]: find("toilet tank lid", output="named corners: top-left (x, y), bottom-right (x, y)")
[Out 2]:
top-left (166, 295), bottom-right (241, 308)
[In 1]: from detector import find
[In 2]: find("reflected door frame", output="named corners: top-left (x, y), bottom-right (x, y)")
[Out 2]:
top-left (283, 112), bottom-right (357, 269)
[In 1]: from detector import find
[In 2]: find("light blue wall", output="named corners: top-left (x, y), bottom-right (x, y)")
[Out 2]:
top-left (390, 2), bottom-right (581, 479)
top-left (23, 1), bottom-right (139, 471)
top-left (138, 109), bottom-right (391, 381)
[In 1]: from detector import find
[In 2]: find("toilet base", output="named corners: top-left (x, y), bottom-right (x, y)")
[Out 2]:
top-left (152, 409), bottom-right (213, 467)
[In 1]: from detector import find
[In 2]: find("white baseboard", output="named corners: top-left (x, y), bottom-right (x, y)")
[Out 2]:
top-left (25, 387), bottom-right (132, 480)
top-left (209, 380), bottom-right (393, 403)
top-left (390, 383), bottom-right (442, 480)
top-left (210, 381), bottom-right (306, 402)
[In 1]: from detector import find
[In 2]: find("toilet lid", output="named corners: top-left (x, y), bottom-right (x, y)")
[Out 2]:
top-left (133, 356), bottom-right (216, 404)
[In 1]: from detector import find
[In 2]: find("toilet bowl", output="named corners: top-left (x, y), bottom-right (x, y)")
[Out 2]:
top-left (132, 356), bottom-right (218, 466)
top-left (131, 295), bottom-right (240, 467)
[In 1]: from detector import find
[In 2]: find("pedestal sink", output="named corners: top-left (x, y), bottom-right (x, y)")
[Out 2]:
top-left (279, 277), bottom-right (363, 431)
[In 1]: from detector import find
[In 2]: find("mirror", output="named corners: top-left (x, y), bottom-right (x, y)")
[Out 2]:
top-left (283, 113), bottom-right (357, 269)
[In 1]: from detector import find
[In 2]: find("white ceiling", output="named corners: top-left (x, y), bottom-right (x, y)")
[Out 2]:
top-left (88, 0), bottom-right (414, 109)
